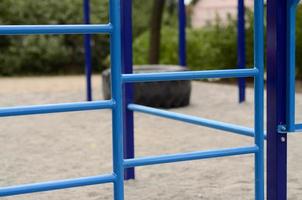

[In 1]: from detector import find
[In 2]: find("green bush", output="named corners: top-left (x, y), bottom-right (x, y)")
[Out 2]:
top-left (133, 12), bottom-right (254, 71)
top-left (0, 0), bottom-right (109, 76)
top-left (0, 0), bottom-right (170, 76)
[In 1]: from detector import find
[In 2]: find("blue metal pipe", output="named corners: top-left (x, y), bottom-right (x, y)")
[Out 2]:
top-left (121, 0), bottom-right (135, 180)
top-left (124, 146), bottom-right (258, 168)
top-left (0, 24), bottom-right (112, 35)
top-left (295, 123), bottom-right (302, 131)
top-left (83, 0), bottom-right (93, 101)
top-left (237, 0), bottom-right (246, 103)
top-left (109, 0), bottom-right (125, 199)
top-left (0, 174), bottom-right (115, 197)
top-left (0, 100), bottom-right (114, 117)
top-left (122, 68), bottom-right (258, 83)
top-left (286, 0), bottom-right (300, 132)
top-left (267, 0), bottom-right (288, 198)
top-left (128, 104), bottom-right (256, 138)
top-left (178, 0), bottom-right (187, 66)
top-left (254, 0), bottom-right (265, 199)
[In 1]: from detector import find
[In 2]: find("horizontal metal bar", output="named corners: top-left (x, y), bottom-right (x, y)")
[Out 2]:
top-left (295, 124), bottom-right (302, 131)
top-left (0, 174), bottom-right (115, 197)
top-left (0, 24), bottom-right (112, 35)
top-left (0, 100), bottom-right (114, 117)
top-left (124, 146), bottom-right (258, 168)
top-left (122, 68), bottom-right (258, 83)
top-left (128, 104), bottom-right (256, 138)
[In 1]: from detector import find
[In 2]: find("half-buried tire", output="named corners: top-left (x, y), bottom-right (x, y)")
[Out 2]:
top-left (102, 65), bottom-right (192, 108)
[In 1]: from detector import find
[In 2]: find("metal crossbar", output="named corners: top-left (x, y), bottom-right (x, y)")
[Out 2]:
top-left (124, 146), bottom-right (259, 168)
top-left (128, 103), bottom-right (268, 139)
top-left (0, 174), bottom-right (115, 197)
top-left (0, 100), bottom-right (114, 117)
top-left (0, 0), bottom-right (265, 199)
top-left (128, 104), bottom-right (256, 138)
top-left (0, 24), bottom-right (113, 35)
top-left (128, 104), bottom-right (267, 139)
top-left (122, 68), bottom-right (258, 83)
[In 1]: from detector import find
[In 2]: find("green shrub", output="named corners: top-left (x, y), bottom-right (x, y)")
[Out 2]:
top-left (133, 12), bottom-right (254, 71)
top-left (0, 0), bottom-right (109, 76)
top-left (0, 0), bottom-right (166, 76)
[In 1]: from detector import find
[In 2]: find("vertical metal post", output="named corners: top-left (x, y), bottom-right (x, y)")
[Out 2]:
top-left (110, 0), bottom-right (124, 199)
top-left (83, 0), bottom-right (93, 101)
top-left (254, 0), bottom-right (264, 199)
top-left (286, 0), bottom-right (300, 132)
top-left (267, 0), bottom-right (287, 199)
top-left (121, 0), bottom-right (135, 180)
top-left (178, 0), bottom-right (187, 67)
top-left (237, 0), bottom-right (246, 103)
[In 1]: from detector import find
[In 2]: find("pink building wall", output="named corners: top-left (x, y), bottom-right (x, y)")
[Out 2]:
top-left (191, 0), bottom-right (254, 28)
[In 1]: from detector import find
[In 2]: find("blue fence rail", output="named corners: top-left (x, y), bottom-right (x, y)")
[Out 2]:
top-left (0, 0), bottom-right (264, 199)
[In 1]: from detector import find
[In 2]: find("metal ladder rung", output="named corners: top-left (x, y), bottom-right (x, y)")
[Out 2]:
top-left (128, 104), bottom-right (256, 138)
top-left (0, 174), bottom-right (115, 197)
top-left (123, 146), bottom-right (259, 168)
top-left (122, 68), bottom-right (258, 83)
top-left (0, 100), bottom-right (114, 117)
top-left (0, 24), bottom-right (112, 35)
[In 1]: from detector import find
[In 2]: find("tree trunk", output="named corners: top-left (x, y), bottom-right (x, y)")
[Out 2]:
top-left (148, 0), bottom-right (166, 64)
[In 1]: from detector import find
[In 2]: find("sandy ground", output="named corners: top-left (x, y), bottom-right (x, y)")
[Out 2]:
top-left (0, 75), bottom-right (302, 200)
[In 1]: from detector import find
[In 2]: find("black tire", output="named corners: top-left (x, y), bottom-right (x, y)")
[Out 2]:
top-left (102, 65), bottom-right (192, 108)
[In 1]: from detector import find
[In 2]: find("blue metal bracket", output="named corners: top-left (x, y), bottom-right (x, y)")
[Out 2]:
top-left (286, 0), bottom-right (301, 132)
top-left (277, 125), bottom-right (288, 134)
top-left (278, 124), bottom-right (302, 134)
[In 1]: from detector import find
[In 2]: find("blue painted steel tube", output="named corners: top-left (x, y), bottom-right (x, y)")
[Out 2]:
top-left (122, 68), bottom-right (258, 83)
top-left (0, 100), bottom-right (114, 117)
top-left (254, 0), bottom-right (264, 199)
top-left (178, 0), bottom-right (186, 66)
top-left (110, 0), bottom-right (125, 199)
top-left (237, 0), bottom-right (246, 103)
top-left (83, 0), bottom-right (93, 101)
top-left (0, 174), bottom-right (115, 197)
top-left (0, 24), bottom-right (112, 35)
top-left (295, 123), bottom-right (302, 131)
top-left (267, 0), bottom-right (288, 198)
top-left (128, 104), bottom-right (256, 138)
top-left (124, 146), bottom-right (258, 168)
top-left (121, 0), bottom-right (135, 180)
top-left (286, 0), bottom-right (300, 132)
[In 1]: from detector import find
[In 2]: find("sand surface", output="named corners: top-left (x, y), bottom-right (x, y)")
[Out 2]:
top-left (0, 76), bottom-right (302, 200)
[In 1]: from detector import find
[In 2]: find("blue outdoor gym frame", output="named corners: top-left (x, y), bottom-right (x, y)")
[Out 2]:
top-left (121, 0), bottom-right (249, 180)
top-left (0, 0), bottom-right (264, 200)
top-left (267, 0), bottom-right (302, 199)
top-left (83, 0), bottom-right (247, 103)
